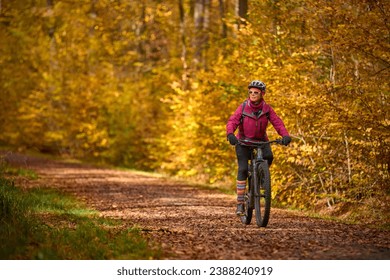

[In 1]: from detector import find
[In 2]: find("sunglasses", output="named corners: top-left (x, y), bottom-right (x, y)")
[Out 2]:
top-left (248, 90), bottom-right (262, 95)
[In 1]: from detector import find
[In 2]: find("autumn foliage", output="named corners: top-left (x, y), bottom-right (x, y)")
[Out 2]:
top-left (0, 0), bottom-right (388, 221)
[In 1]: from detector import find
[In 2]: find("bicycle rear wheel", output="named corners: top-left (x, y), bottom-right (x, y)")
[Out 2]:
top-left (254, 162), bottom-right (271, 227)
top-left (240, 175), bottom-right (253, 225)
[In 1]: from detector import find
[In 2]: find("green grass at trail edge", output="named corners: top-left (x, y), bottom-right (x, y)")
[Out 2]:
top-left (1, 165), bottom-right (38, 180)
top-left (0, 177), bottom-right (161, 260)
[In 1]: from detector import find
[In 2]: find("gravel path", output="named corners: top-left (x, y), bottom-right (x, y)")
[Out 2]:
top-left (3, 152), bottom-right (390, 260)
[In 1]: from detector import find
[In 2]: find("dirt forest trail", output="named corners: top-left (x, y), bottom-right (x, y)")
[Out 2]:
top-left (4, 152), bottom-right (390, 260)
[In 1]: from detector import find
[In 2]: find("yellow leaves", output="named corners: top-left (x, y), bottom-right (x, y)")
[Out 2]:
top-left (365, 127), bottom-right (373, 136)
top-left (100, 138), bottom-right (108, 147)
top-left (381, 119), bottom-right (390, 127)
top-left (44, 131), bottom-right (63, 142)
top-left (300, 144), bottom-right (317, 153)
top-left (0, 0), bottom-right (387, 215)
top-left (287, 156), bottom-right (296, 163)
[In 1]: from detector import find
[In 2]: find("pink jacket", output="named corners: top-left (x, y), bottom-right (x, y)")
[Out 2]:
top-left (226, 99), bottom-right (289, 141)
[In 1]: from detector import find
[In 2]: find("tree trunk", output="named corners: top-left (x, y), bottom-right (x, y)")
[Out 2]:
top-left (193, 0), bottom-right (210, 70)
top-left (235, 0), bottom-right (248, 31)
top-left (179, 0), bottom-right (188, 89)
top-left (218, 0), bottom-right (227, 38)
top-left (193, 0), bottom-right (204, 67)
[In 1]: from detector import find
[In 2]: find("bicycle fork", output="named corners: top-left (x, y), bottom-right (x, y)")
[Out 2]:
top-left (253, 147), bottom-right (265, 198)
top-left (246, 146), bottom-right (265, 211)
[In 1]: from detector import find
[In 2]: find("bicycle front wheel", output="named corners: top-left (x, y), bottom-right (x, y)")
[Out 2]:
top-left (254, 162), bottom-right (271, 227)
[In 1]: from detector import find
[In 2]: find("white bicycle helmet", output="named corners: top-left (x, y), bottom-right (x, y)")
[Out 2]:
top-left (248, 80), bottom-right (266, 92)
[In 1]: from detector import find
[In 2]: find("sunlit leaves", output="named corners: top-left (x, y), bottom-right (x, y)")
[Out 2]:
top-left (0, 0), bottom-right (388, 218)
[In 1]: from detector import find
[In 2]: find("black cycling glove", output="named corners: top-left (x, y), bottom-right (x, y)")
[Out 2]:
top-left (227, 134), bottom-right (238, 146)
top-left (282, 135), bottom-right (292, 146)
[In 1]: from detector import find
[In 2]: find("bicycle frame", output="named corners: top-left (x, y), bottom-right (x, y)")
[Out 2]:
top-left (238, 138), bottom-right (282, 227)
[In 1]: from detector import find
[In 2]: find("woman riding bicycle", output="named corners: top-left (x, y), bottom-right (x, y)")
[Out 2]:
top-left (226, 80), bottom-right (291, 216)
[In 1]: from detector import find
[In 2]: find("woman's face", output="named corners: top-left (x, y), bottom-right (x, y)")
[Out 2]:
top-left (248, 87), bottom-right (263, 104)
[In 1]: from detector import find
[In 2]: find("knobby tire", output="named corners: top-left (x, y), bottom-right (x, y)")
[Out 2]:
top-left (255, 162), bottom-right (271, 227)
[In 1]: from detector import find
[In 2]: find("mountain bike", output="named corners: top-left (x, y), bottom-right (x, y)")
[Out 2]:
top-left (238, 138), bottom-right (283, 227)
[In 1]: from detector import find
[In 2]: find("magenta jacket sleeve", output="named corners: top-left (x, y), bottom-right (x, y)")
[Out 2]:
top-left (268, 106), bottom-right (289, 137)
top-left (226, 104), bottom-right (243, 136)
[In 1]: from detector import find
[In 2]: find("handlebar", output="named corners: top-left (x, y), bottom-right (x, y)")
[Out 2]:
top-left (237, 138), bottom-right (283, 147)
